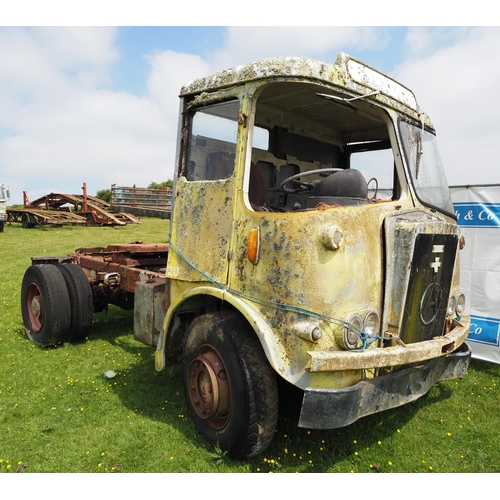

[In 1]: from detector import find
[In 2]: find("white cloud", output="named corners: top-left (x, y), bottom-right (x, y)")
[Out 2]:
top-left (5, 27), bottom-right (392, 204)
top-left (209, 26), bottom-right (390, 70)
top-left (394, 27), bottom-right (500, 186)
top-left (2, 26), bottom-right (496, 206)
top-left (146, 50), bottom-right (212, 122)
top-left (0, 27), bottom-right (171, 204)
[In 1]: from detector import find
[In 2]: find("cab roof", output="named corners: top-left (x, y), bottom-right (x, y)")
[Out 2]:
top-left (180, 53), bottom-right (420, 116)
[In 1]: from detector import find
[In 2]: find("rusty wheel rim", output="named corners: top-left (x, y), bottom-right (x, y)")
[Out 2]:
top-left (187, 344), bottom-right (230, 430)
top-left (25, 282), bottom-right (43, 332)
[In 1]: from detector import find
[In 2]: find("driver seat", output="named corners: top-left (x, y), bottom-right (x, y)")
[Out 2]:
top-left (310, 169), bottom-right (368, 198)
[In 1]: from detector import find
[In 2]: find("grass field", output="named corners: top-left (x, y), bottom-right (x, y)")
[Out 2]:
top-left (1, 217), bottom-right (500, 475)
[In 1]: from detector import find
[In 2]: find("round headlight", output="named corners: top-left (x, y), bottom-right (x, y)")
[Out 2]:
top-left (344, 314), bottom-right (362, 350)
top-left (447, 295), bottom-right (457, 317)
top-left (363, 311), bottom-right (380, 336)
top-left (456, 293), bottom-right (466, 316)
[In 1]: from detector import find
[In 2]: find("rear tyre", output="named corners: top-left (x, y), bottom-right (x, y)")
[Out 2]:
top-left (58, 264), bottom-right (94, 342)
top-left (0, 221), bottom-right (4, 232)
top-left (182, 312), bottom-right (278, 459)
top-left (21, 265), bottom-right (71, 347)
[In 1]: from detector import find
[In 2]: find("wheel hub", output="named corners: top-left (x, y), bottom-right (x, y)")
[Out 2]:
top-left (26, 283), bottom-right (43, 332)
top-left (187, 345), bottom-right (230, 430)
top-left (31, 296), bottom-right (42, 318)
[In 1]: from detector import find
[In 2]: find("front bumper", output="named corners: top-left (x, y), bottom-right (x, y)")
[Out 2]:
top-left (298, 342), bottom-right (471, 429)
top-left (307, 316), bottom-right (470, 372)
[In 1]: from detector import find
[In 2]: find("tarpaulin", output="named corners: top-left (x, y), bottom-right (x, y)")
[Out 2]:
top-left (451, 185), bottom-right (500, 364)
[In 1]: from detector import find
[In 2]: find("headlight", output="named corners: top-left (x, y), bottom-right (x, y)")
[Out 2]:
top-left (456, 293), bottom-right (466, 316)
top-left (447, 295), bottom-right (457, 317)
top-left (344, 314), bottom-right (363, 350)
top-left (363, 311), bottom-right (380, 336)
top-left (343, 310), bottom-right (381, 350)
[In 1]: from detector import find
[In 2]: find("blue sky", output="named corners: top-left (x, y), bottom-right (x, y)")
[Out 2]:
top-left (1, 21), bottom-right (499, 205)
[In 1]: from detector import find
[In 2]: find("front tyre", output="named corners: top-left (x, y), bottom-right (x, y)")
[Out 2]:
top-left (182, 312), bottom-right (278, 460)
top-left (21, 265), bottom-right (71, 347)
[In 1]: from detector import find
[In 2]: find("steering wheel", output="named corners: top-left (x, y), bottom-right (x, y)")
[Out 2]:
top-left (367, 177), bottom-right (379, 201)
top-left (279, 168), bottom-right (343, 193)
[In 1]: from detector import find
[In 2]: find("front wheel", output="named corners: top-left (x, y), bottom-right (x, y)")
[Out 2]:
top-left (182, 312), bottom-right (278, 459)
top-left (21, 265), bottom-right (71, 347)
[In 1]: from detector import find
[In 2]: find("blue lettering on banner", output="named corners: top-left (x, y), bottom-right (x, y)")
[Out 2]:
top-left (454, 202), bottom-right (500, 228)
top-left (467, 315), bottom-right (500, 346)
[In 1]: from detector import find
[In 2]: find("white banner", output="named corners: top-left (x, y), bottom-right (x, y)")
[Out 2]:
top-left (451, 185), bottom-right (500, 364)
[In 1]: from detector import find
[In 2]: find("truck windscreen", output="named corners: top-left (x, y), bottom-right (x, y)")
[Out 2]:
top-left (399, 120), bottom-right (455, 217)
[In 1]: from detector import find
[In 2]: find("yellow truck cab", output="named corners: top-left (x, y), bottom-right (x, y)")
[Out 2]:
top-left (21, 53), bottom-right (471, 461)
top-left (156, 53), bottom-right (471, 458)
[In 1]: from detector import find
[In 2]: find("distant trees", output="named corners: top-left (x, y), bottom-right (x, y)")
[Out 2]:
top-left (95, 188), bottom-right (111, 203)
top-left (148, 180), bottom-right (173, 189)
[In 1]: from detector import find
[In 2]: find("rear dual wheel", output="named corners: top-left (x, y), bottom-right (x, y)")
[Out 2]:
top-left (21, 264), bottom-right (93, 347)
top-left (182, 312), bottom-right (278, 459)
top-left (21, 265), bottom-right (71, 347)
top-left (58, 264), bottom-right (94, 342)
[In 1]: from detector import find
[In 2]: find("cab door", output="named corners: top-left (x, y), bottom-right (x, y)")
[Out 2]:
top-left (167, 100), bottom-right (240, 286)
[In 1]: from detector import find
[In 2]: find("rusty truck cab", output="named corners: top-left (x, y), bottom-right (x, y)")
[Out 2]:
top-left (156, 54), bottom-right (470, 457)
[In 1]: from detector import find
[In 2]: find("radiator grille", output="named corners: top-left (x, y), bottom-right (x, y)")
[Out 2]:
top-left (400, 233), bottom-right (458, 344)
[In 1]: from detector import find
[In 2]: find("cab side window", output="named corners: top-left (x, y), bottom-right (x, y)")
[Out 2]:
top-left (186, 100), bottom-right (240, 181)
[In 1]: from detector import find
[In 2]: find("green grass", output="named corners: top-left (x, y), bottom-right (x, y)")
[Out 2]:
top-left (1, 218), bottom-right (500, 473)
